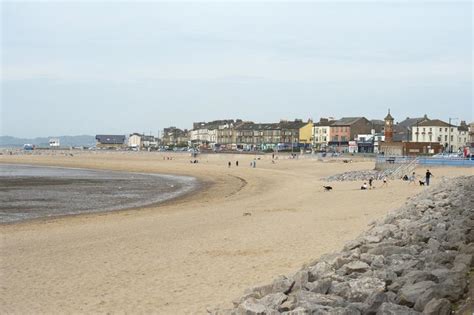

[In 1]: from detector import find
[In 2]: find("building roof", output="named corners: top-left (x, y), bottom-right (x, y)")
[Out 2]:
top-left (313, 118), bottom-right (336, 127)
top-left (331, 117), bottom-right (368, 126)
top-left (397, 116), bottom-right (429, 129)
top-left (193, 119), bottom-right (241, 130)
top-left (96, 135), bottom-right (126, 144)
top-left (417, 119), bottom-right (452, 127)
top-left (235, 119), bottom-right (309, 131)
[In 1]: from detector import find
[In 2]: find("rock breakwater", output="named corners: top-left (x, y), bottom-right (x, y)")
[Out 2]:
top-left (213, 176), bottom-right (473, 315)
top-left (323, 170), bottom-right (386, 182)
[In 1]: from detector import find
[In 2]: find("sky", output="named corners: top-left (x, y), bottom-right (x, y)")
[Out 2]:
top-left (1, 1), bottom-right (472, 138)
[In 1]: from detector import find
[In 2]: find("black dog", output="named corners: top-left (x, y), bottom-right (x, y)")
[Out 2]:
top-left (323, 185), bottom-right (333, 191)
top-left (419, 180), bottom-right (425, 186)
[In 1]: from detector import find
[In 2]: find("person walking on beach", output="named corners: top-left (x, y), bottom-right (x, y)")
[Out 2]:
top-left (409, 172), bottom-right (416, 185)
top-left (368, 177), bottom-right (374, 189)
top-left (381, 177), bottom-right (388, 187)
top-left (425, 170), bottom-right (433, 186)
top-left (228, 161), bottom-right (231, 168)
top-left (236, 161), bottom-right (239, 167)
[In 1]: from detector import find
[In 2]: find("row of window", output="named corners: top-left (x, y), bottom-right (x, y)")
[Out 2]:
top-left (415, 127), bottom-right (454, 133)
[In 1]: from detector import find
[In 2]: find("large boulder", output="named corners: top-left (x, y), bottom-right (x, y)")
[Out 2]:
top-left (397, 281), bottom-right (437, 307)
top-left (376, 302), bottom-right (420, 315)
top-left (421, 298), bottom-right (451, 315)
top-left (308, 261), bottom-right (336, 281)
top-left (329, 277), bottom-right (385, 302)
top-left (294, 290), bottom-right (346, 309)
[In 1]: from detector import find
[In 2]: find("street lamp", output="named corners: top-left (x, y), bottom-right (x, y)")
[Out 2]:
top-left (448, 117), bottom-right (458, 153)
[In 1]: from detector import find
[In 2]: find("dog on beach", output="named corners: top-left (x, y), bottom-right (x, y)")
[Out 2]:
top-left (419, 180), bottom-right (425, 186)
top-left (323, 186), bottom-right (333, 191)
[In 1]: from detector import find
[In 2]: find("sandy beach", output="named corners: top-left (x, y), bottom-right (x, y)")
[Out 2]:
top-left (0, 152), bottom-right (471, 314)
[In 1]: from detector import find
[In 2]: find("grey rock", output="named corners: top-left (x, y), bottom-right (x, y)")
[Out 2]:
top-left (435, 276), bottom-right (466, 301)
top-left (328, 307), bottom-right (361, 315)
top-left (233, 292), bottom-right (260, 307)
top-left (368, 245), bottom-right (415, 257)
top-left (427, 238), bottom-right (440, 251)
top-left (413, 288), bottom-right (437, 312)
top-left (259, 293), bottom-right (288, 310)
top-left (402, 271), bottom-right (438, 285)
top-left (272, 275), bottom-right (295, 294)
top-left (376, 302), bottom-right (420, 315)
top-left (397, 281), bottom-right (436, 307)
top-left (421, 298), bottom-right (451, 315)
top-left (244, 284), bottom-right (273, 299)
top-left (371, 256), bottom-right (385, 269)
top-left (305, 278), bottom-right (332, 294)
top-left (329, 277), bottom-right (385, 302)
top-left (364, 291), bottom-right (388, 315)
top-left (237, 298), bottom-right (269, 315)
top-left (344, 239), bottom-right (363, 251)
top-left (295, 290), bottom-right (346, 309)
top-left (292, 270), bottom-right (309, 291)
top-left (453, 254), bottom-right (472, 268)
top-left (341, 261), bottom-right (370, 275)
top-left (308, 261), bottom-right (336, 281)
top-left (278, 295), bottom-right (297, 312)
top-left (281, 307), bottom-right (309, 315)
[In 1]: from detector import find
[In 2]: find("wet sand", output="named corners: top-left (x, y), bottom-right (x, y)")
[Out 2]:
top-left (0, 164), bottom-right (198, 223)
top-left (0, 152), bottom-right (471, 314)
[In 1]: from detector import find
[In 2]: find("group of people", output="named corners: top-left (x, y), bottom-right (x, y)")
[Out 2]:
top-left (361, 177), bottom-right (385, 190)
top-left (403, 169), bottom-right (434, 186)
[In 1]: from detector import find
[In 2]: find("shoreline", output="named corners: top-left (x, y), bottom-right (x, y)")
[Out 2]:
top-left (0, 163), bottom-right (206, 226)
top-left (1, 152), bottom-right (472, 314)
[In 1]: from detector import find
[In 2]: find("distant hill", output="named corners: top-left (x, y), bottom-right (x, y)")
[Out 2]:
top-left (0, 135), bottom-right (96, 148)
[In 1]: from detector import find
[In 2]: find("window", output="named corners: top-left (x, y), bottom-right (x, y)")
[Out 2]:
top-left (439, 128), bottom-right (442, 132)
top-left (423, 128), bottom-right (425, 132)
top-left (445, 128), bottom-right (448, 132)
top-left (445, 135), bottom-right (448, 141)
top-left (450, 135), bottom-right (453, 141)
top-left (341, 136), bottom-right (347, 141)
top-left (429, 128), bottom-right (432, 132)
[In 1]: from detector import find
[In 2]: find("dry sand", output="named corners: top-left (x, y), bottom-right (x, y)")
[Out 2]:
top-left (0, 152), bottom-right (471, 314)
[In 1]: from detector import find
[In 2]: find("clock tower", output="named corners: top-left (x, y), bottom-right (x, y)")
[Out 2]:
top-left (384, 109), bottom-right (394, 143)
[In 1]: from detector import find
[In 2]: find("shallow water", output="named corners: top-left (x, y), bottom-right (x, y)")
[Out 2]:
top-left (0, 164), bottom-right (198, 223)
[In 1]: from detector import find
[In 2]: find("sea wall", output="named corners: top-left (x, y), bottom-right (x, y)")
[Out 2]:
top-left (214, 176), bottom-right (473, 315)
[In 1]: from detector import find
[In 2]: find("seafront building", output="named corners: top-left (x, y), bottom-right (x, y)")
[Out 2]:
top-left (190, 119), bottom-right (241, 149)
top-left (128, 133), bottom-right (158, 150)
top-left (95, 135), bottom-right (126, 149)
top-left (411, 119), bottom-right (469, 153)
top-left (150, 113), bottom-right (473, 155)
top-left (328, 117), bottom-right (373, 151)
top-left (312, 118), bottom-right (335, 150)
top-left (234, 119), bottom-right (313, 151)
top-left (161, 127), bottom-right (189, 147)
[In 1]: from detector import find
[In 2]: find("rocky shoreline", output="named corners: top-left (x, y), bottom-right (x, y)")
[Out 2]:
top-left (213, 176), bottom-right (473, 315)
top-left (323, 170), bottom-right (386, 182)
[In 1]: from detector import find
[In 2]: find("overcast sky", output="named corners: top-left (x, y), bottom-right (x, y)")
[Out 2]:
top-left (1, 1), bottom-right (472, 138)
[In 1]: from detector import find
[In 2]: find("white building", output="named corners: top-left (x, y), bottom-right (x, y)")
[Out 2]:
top-left (128, 133), bottom-right (158, 150)
top-left (49, 138), bottom-right (60, 147)
top-left (128, 133), bottom-right (142, 149)
top-left (411, 119), bottom-right (468, 153)
top-left (312, 118), bottom-right (335, 150)
top-left (190, 120), bottom-right (238, 148)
